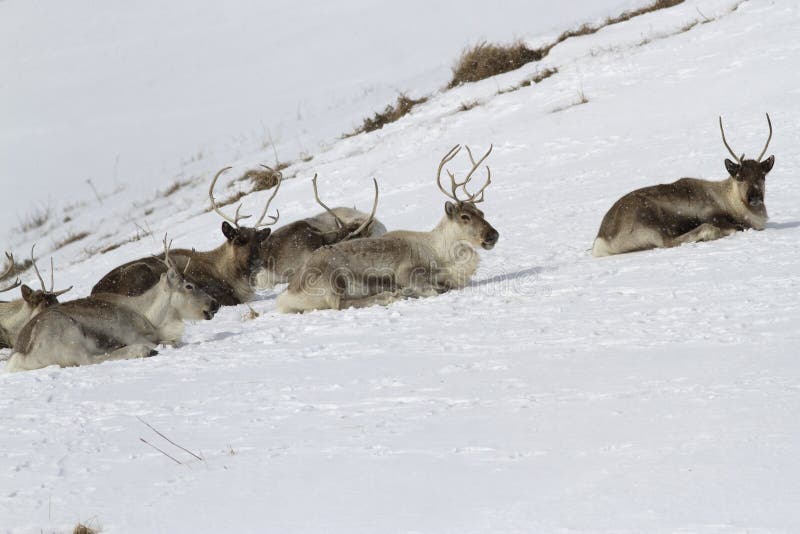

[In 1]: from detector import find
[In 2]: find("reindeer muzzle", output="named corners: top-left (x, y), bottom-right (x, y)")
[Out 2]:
top-left (482, 229), bottom-right (499, 250)
top-left (204, 299), bottom-right (220, 320)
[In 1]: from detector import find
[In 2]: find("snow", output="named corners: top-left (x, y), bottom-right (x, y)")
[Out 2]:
top-left (2, 0), bottom-right (800, 532)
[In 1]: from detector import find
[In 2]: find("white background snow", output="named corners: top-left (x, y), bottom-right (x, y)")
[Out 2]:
top-left (1, 0), bottom-right (799, 532)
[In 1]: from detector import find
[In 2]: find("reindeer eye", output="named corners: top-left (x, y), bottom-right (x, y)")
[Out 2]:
top-left (185, 283), bottom-right (194, 290)
top-left (460, 214), bottom-right (471, 222)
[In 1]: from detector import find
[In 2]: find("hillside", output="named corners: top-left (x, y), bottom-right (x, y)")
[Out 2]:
top-left (2, 0), bottom-right (800, 532)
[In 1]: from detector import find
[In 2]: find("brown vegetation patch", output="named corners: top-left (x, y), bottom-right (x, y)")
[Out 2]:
top-left (241, 166), bottom-right (284, 192)
top-left (448, 0), bottom-right (683, 87)
top-left (73, 522), bottom-right (100, 534)
top-left (16, 207), bottom-right (50, 233)
top-left (449, 41), bottom-right (544, 88)
top-left (346, 94), bottom-right (428, 137)
top-left (552, 89), bottom-right (589, 113)
top-left (54, 231), bottom-right (90, 250)
top-left (458, 100), bottom-right (481, 112)
top-left (162, 179), bottom-right (192, 197)
top-left (498, 67), bottom-right (558, 95)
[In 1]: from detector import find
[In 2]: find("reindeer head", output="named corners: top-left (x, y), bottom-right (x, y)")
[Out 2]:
top-left (156, 236), bottom-right (219, 321)
top-left (209, 166), bottom-right (281, 279)
top-left (719, 114), bottom-right (775, 211)
top-left (436, 144), bottom-right (499, 250)
top-left (19, 246), bottom-right (72, 313)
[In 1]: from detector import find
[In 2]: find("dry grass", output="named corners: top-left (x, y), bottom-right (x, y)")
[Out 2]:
top-left (552, 88), bottom-right (589, 113)
top-left (346, 94), bottom-right (428, 136)
top-left (458, 100), bottom-right (481, 112)
top-left (17, 206), bottom-right (50, 233)
top-left (73, 522), bottom-right (100, 534)
top-left (498, 67), bottom-right (558, 95)
top-left (241, 165), bottom-right (284, 192)
top-left (0, 256), bottom-right (32, 283)
top-left (448, 0), bottom-right (683, 87)
top-left (449, 41), bottom-right (545, 88)
top-left (162, 179), bottom-right (192, 197)
top-left (54, 231), bottom-right (90, 250)
top-left (215, 190), bottom-right (248, 209)
top-left (551, 0), bottom-right (684, 46)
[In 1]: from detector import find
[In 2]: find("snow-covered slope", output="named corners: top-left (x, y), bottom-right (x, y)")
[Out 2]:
top-left (0, 0), bottom-right (640, 231)
top-left (2, 0), bottom-right (800, 532)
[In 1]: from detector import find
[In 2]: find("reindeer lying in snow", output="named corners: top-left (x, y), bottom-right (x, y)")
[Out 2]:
top-left (6, 238), bottom-right (218, 372)
top-left (0, 249), bottom-right (72, 349)
top-left (93, 166), bottom-right (385, 303)
top-left (592, 114), bottom-right (775, 256)
top-left (92, 166), bottom-right (283, 305)
top-left (254, 173), bottom-right (382, 289)
top-left (277, 144), bottom-right (499, 313)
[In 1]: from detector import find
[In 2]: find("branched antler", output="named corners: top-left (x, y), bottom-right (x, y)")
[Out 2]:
top-left (209, 166), bottom-right (282, 228)
top-left (436, 144), bottom-right (493, 204)
top-left (253, 165), bottom-right (281, 228)
top-left (312, 174), bottom-right (379, 239)
top-left (720, 114), bottom-right (773, 163)
top-left (29, 244), bottom-right (72, 296)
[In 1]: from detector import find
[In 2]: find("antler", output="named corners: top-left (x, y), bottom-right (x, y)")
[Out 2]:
top-left (208, 167), bottom-right (252, 227)
top-left (253, 165), bottom-right (282, 228)
top-left (436, 144), bottom-right (493, 204)
top-left (29, 244), bottom-right (72, 296)
top-left (0, 252), bottom-right (21, 293)
top-left (312, 174), bottom-right (380, 239)
top-left (343, 178), bottom-right (379, 240)
top-left (156, 234), bottom-right (177, 272)
top-left (757, 113), bottom-right (773, 162)
top-left (719, 116), bottom-right (742, 164)
top-left (312, 173), bottom-right (345, 230)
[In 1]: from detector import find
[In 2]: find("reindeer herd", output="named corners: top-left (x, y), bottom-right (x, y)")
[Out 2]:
top-left (0, 114), bottom-right (776, 372)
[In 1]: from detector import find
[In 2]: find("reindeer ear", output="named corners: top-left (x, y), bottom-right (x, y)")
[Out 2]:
top-left (724, 159), bottom-right (741, 178)
top-left (445, 201), bottom-right (457, 218)
top-left (221, 221), bottom-right (238, 242)
top-left (257, 228), bottom-right (272, 242)
top-left (20, 284), bottom-right (33, 302)
top-left (760, 155), bottom-right (775, 174)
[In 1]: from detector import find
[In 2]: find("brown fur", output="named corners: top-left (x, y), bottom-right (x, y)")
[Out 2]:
top-left (91, 222), bottom-right (270, 306)
top-left (278, 202), bottom-right (499, 312)
top-left (593, 157), bottom-right (774, 256)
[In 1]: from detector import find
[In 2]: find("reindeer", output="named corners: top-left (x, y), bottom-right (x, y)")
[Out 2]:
top-left (254, 174), bottom-right (381, 289)
top-left (276, 144), bottom-right (499, 312)
top-left (592, 114), bottom-right (775, 256)
top-left (91, 166), bottom-right (282, 305)
top-left (6, 238), bottom-right (218, 372)
top-left (0, 248), bottom-right (72, 349)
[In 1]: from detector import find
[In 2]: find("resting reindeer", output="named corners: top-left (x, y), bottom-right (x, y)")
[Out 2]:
top-left (254, 174), bottom-right (381, 289)
top-left (6, 238), bottom-right (218, 372)
top-left (277, 144), bottom-right (499, 313)
top-left (0, 249), bottom-right (72, 349)
top-left (92, 166), bottom-right (283, 305)
top-left (592, 114), bottom-right (775, 256)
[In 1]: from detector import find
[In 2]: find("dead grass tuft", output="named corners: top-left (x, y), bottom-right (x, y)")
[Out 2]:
top-left (458, 100), bottom-right (481, 112)
top-left (17, 206), bottom-right (51, 233)
top-left (73, 522), bottom-right (100, 534)
top-left (448, 0), bottom-right (683, 87)
top-left (162, 179), bottom-right (192, 197)
top-left (346, 94), bottom-right (428, 137)
top-left (449, 41), bottom-right (545, 88)
top-left (552, 0), bottom-right (684, 46)
top-left (552, 88), bottom-right (589, 113)
top-left (54, 231), bottom-right (90, 250)
top-left (241, 166), bottom-right (284, 192)
top-left (498, 67), bottom-right (558, 95)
